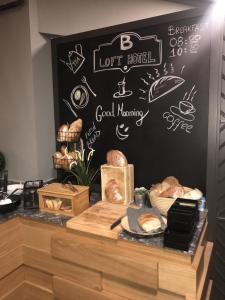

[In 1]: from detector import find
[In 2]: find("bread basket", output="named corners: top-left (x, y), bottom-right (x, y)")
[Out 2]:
top-left (149, 187), bottom-right (192, 216)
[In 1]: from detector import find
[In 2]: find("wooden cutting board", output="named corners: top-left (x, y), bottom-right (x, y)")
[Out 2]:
top-left (66, 201), bottom-right (127, 239)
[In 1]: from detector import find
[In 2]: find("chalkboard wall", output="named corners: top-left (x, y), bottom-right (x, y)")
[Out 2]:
top-left (52, 10), bottom-right (210, 192)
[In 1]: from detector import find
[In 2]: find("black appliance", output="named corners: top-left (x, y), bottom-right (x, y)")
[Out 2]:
top-left (164, 198), bottom-right (199, 251)
top-left (23, 180), bottom-right (43, 209)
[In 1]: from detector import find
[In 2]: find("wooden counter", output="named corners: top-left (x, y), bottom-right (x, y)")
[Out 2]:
top-left (0, 205), bottom-right (213, 300)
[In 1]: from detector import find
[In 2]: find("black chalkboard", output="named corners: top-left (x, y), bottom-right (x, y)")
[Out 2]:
top-left (52, 9), bottom-right (210, 192)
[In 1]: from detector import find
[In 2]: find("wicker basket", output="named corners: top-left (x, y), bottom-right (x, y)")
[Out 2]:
top-left (52, 156), bottom-right (76, 171)
top-left (149, 187), bottom-right (192, 216)
top-left (57, 130), bottom-right (81, 142)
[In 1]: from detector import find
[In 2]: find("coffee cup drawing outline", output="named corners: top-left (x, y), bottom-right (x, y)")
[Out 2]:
top-left (170, 100), bottom-right (196, 122)
top-left (179, 100), bottom-right (196, 115)
top-left (113, 77), bottom-right (133, 98)
top-left (118, 79), bottom-right (126, 96)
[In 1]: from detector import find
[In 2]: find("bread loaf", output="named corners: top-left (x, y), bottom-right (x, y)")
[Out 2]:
top-left (60, 145), bottom-right (68, 156)
top-left (69, 118), bottom-right (82, 131)
top-left (183, 188), bottom-right (202, 200)
top-left (68, 151), bottom-right (78, 159)
top-left (163, 176), bottom-right (180, 186)
top-left (46, 199), bottom-right (53, 209)
top-left (53, 152), bottom-right (63, 168)
top-left (57, 124), bottom-right (69, 142)
top-left (67, 119), bottom-right (82, 141)
top-left (105, 179), bottom-right (123, 204)
top-left (159, 185), bottom-right (184, 199)
top-left (106, 150), bottom-right (128, 167)
top-left (138, 213), bottom-right (161, 232)
top-left (61, 153), bottom-right (75, 170)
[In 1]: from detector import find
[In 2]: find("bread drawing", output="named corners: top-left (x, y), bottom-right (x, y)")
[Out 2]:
top-left (149, 76), bottom-right (185, 103)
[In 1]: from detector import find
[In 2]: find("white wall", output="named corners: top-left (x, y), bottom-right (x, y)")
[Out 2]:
top-left (0, 0), bottom-right (194, 182)
top-left (28, 0), bottom-right (56, 180)
top-left (0, 2), bottom-right (39, 181)
top-left (0, 0), bottom-right (56, 181)
top-left (37, 0), bottom-right (193, 36)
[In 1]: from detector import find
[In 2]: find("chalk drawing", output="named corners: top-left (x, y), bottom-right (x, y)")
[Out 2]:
top-left (70, 85), bottom-right (89, 109)
top-left (81, 76), bottom-right (97, 97)
top-left (60, 44), bottom-right (85, 74)
top-left (113, 77), bottom-right (133, 98)
top-left (116, 123), bottom-right (129, 140)
top-left (62, 99), bottom-right (78, 118)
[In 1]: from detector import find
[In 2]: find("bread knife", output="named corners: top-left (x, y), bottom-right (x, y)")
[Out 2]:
top-left (110, 216), bottom-right (124, 230)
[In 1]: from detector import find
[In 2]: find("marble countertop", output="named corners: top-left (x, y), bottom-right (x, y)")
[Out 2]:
top-left (0, 189), bottom-right (101, 226)
top-left (119, 210), bottom-right (207, 256)
top-left (0, 201), bottom-right (71, 226)
top-left (0, 195), bottom-right (207, 256)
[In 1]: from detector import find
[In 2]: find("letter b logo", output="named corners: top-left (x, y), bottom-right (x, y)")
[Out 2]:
top-left (120, 34), bottom-right (133, 50)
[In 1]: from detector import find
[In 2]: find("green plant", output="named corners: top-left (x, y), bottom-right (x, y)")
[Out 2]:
top-left (134, 187), bottom-right (147, 195)
top-left (67, 148), bottom-right (99, 189)
top-left (0, 152), bottom-right (5, 173)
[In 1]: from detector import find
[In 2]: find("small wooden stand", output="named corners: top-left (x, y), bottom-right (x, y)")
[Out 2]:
top-left (101, 164), bottom-right (134, 205)
top-left (38, 183), bottom-right (89, 216)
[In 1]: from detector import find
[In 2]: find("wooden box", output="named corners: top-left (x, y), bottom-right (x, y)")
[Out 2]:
top-left (38, 183), bottom-right (89, 216)
top-left (101, 164), bottom-right (134, 205)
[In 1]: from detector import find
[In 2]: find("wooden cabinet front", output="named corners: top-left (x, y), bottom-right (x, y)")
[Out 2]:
top-left (0, 217), bottom-right (212, 300)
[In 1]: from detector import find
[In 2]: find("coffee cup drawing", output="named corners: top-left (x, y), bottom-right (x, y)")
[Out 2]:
top-left (118, 79), bottom-right (126, 96)
top-left (179, 101), bottom-right (196, 115)
top-left (113, 77), bottom-right (133, 98)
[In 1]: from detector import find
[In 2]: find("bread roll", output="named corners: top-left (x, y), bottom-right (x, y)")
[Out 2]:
top-left (57, 124), bottom-right (69, 142)
top-left (159, 185), bottom-right (184, 199)
top-left (183, 188), bottom-right (202, 200)
top-left (150, 183), bottom-right (162, 193)
top-left (161, 181), bottom-right (171, 192)
top-left (138, 213), bottom-right (161, 232)
top-left (57, 200), bottom-right (63, 210)
top-left (68, 151), bottom-right (78, 159)
top-left (69, 118), bottom-right (83, 131)
top-left (61, 153), bottom-right (75, 170)
top-left (60, 145), bottom-right (68, 156)
top-left (67, 119), bottom-right (82, 142)
top-left (53, 151), bottom-right (63, 168)
top-left (105, 179), bottom-right (123, 204)
top-left (150, 182), bottom-right (170, 194)
top-left (52, 200), bottom-right (62, 210)
top-left (52, 200), bottom-right (57, 210)
top-left (46, 199), bottom-right (53, 209)
top-left (163, 176), bottom-right (180, 186)
top-left (106, 150), bottom-right (128, 167)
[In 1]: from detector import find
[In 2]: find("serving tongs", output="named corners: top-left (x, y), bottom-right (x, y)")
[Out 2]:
top-left (4, 188), bottom-right (23, 199)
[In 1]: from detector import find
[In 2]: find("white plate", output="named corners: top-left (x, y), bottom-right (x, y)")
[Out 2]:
top-left (7, 184), bottom-right (24, 195)
top-left (121, 216), bottom-right (166, 237)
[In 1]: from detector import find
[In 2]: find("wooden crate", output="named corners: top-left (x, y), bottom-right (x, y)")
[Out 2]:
top-left (38, 183), bottom-right (89, 216)
top-left (101, 164), bottom-right (134, 205)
